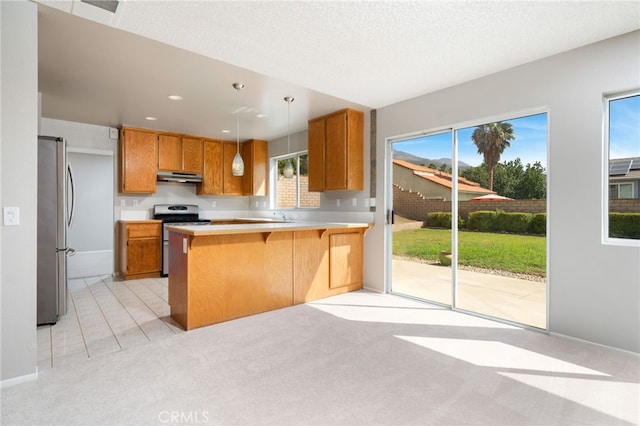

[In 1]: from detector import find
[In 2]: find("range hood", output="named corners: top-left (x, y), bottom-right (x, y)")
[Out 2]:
top-left (157, 171), bottom-right (202, 183)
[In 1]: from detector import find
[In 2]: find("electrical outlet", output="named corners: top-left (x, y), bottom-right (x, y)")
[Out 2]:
top-left (211, 201), bottom-right (217, 208)
top-left (336, 199), bottom-right (341, 207)
top-left (364, 198), bottom-right (370, 207)
top-left (120, 199), bottom-right (125, 207)
top-left (133, 200), bottom-right (138, 207)
top-left (255, 201), bottom-right (259, 208)
top-left (370, 198), bottom-right (376, 207)
top-left (352, 198), bottom-right (357, 207)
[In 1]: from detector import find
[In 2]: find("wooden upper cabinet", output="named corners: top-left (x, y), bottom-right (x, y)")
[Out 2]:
top-left (182, 137), bottom-right (203, 173)
top-left (308, 108), bottom-right (363, 191)
top-left (158, 134), bottom-right (203, 174)
top-left (308, 118), bottom-right (326, 192)
top-left (157, 134), bottom-right (182, 171)
top-left (119, 127), bottom-right (158, 193)
top-left (242, 139), bottom-right (268, 196)
top-left (223, 142), bottom-right (243, 195)
top-left (197, 139), bottom-right (223, 195)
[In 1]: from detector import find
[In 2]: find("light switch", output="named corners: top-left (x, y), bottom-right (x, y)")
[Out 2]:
top-left (183, 238), bottom-right (187, 254)
top-left (3, 207), bottom-right (20, 226)
top-left (336, 199), bottom-right (341, 207)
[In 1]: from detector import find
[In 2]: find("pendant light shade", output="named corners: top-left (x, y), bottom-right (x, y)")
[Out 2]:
top-left (231, 82), bottom-right (245, 177)
top-left (283, 96), bottom-right (295, 179)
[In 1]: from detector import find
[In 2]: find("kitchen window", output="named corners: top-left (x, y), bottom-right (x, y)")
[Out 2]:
top-left (273, 153), bottom-right (320, 209)
top-left (603, 91), bottom-right (640, 243)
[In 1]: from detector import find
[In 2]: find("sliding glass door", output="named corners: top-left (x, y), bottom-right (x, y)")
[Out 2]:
top-left (390, 131), bottom-right (453, 306)
top-left (388, 112), bottom-right (548, 329)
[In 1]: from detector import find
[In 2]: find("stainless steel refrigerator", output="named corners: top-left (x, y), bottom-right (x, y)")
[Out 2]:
top-left (37, 136), bottom-right (75, 325)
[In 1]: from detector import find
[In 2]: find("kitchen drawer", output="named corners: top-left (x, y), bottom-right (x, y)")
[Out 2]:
top-left (127, 223), bottom-right (161, 239)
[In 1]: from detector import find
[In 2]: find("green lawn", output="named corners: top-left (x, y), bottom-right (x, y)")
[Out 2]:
top-left (393, 228), bottom-right (546, 276)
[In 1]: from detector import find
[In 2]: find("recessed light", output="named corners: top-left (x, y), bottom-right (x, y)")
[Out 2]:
top-left (256, 113), bottom-right (268, 119)
top-left (222, 129), bottom-right (231, 134)
top-left (145, 116), bottom-right (158, 121)
top-left (168, 95), bottom-right (183, 101)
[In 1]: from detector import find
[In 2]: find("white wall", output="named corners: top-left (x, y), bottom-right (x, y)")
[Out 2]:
top-left (1, 0), bottom-right (38, 383)
top-left (370, 31), bottom-right (640, 353)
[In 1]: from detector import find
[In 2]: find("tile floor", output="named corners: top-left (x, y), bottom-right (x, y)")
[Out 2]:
top-left (37, 275), bottom-right (184, 370)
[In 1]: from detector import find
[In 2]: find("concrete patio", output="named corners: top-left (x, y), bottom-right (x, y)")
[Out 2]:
top-left (392, 258), bottom-right (547, 329)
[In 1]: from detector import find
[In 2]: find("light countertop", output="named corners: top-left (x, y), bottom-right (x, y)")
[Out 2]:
top-left (166, 221), bottom-right (371, 236)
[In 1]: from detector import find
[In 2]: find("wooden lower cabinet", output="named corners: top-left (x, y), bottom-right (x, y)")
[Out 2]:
top-left (119, 221), bottom-right (162, 280)
top-left (168, 226), bottom-right (367, 330)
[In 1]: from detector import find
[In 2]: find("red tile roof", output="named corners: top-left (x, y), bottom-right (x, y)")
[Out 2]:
top-left (393, 159), bottom-right (495, 194)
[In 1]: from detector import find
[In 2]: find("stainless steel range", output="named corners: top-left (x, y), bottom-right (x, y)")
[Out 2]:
top-left (153, 204), bottom-right (210, 276)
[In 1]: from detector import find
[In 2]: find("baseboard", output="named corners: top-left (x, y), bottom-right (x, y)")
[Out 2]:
top-left (1, 370), bottom-right (38, 389)
top-left (68, 250), bottom-right (113, 278)
top-left (549, 332), bottom-right (640, 356)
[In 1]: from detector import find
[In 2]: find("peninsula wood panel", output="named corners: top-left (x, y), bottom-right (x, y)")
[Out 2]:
top-left (329, 231), bottom-right (364, 289)
top-left (168, 232), bottom-right (188, 328)
top-left (167, 225), bottom-right (368, 330)
top-left (174, 231), bottom-right (293, 330)
top-left (293, 230), bottom-right (330, 304)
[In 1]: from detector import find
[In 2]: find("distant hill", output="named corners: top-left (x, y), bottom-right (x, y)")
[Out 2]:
top-left (393, 149), bottom-right (472, 170)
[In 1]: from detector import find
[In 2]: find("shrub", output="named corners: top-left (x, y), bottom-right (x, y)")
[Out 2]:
top-left (496, 211), bottom-right (533, 234)
top-left (466, 211), bottom-right (497, 232)
top-left (425, 212), bottom-right (464, 229)
top-left (529, 213), bottom-right (546, 235)
top-left (609, 213), bottom-right (640, 239)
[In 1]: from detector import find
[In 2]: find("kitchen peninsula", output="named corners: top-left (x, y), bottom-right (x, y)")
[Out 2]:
top-left (167, 221), bottom-right (370, 330)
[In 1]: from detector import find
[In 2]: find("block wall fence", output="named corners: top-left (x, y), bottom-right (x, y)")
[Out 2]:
top-left (393, 184), bottom-right (640, 221)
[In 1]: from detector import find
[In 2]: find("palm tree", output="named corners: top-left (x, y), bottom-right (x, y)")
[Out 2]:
top-left (471, 121), bottom-right (515, 190)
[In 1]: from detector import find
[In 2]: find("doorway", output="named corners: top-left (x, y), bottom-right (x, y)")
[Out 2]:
top-left (388, 112), bottom-right (548, 329)
top-left (67, 149), bottom-right (114, 278)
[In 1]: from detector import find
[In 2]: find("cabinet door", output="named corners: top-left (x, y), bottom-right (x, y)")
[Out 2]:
top-left (182, 137), bottom-right (203, 173)
top-left (325, 112), bottom-right (348, 190)
top-left (223, 142), bottom-right (243, 195)
top-left (127, 237), bottom-right (161, 274)
top-left (307, 118), bottom-right (326, 192)
top-left (157, 134), bottom-right (182, 171)
top-left (242, 139), bottom-right (268, 196)
top-left (120, 128), bottom-right (157, 193)
top-left (199, 139), bottom-right (223, 195)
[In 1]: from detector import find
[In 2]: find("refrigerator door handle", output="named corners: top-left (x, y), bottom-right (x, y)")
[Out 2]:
top-left (68, 162), bottom-right (76, 229)
top-left (67, 247), bottom-right (76, 257)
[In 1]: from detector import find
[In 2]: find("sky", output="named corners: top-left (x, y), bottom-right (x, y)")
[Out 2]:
top-left (609, 94), bottom-right (640, 160)
top-left (395, 113), bottom-right (548, 169)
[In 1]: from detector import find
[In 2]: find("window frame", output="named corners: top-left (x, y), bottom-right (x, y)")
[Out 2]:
top-left (271, 151), bottom-right (320, 210)
top-left (602, 90), bottom-right (640, 246)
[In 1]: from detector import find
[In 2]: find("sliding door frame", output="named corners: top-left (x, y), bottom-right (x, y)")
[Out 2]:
top-left (385, 107), bottom-right (550, 332)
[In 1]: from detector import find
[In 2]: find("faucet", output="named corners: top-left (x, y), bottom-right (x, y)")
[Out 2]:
top-left (274, 211), bottom-right (296, 222)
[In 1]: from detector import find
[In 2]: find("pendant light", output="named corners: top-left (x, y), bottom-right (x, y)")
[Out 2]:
top-left (283, 96), bottom-right (295, 179)
top-left (231, 82), bottom-right (245, 177)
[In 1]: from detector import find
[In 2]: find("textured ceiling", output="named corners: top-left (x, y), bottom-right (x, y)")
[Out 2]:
top-left (35, 0), bottom-right (640, 140)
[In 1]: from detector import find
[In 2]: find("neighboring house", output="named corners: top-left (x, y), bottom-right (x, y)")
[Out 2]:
top-left (609, 157), bottom-right (640, 198)
top-left (393, 159), bottom-right (495, 201)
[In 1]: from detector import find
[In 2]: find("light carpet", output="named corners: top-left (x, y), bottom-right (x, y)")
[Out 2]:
top-left (2, 291), bottom-right (638, 425)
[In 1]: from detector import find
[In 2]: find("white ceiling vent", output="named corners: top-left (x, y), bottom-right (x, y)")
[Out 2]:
top-left (80, 0), bottom-right (119, 14)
